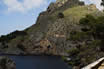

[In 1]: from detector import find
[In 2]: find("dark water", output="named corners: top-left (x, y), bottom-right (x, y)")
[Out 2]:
top-left (9, 56), bottom-right (70, 69)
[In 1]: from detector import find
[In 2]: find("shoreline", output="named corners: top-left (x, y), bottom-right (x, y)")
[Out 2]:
top-left (0, 53), bottom-right (62, 57)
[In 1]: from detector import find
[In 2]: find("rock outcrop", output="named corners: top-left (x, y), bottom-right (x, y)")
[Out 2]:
top-left (47, 0), bottom-right (84, 13)
top-left (0, 56), bottom-right (16, 69)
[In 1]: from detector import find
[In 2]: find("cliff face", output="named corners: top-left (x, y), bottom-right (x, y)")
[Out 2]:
top-left (47, 0), bottom-right (84, 13)
top-left (0, 0), bottom-right (102, 57)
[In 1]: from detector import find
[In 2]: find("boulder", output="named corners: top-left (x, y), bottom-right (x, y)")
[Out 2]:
top-left (0, 56), bottom-right (16, 69)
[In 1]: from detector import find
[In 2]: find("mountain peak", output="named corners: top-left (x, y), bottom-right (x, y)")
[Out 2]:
top-left (56, 0), bottom-right (68, 3)
top-left (55, 0), bottom-right (84, 7)
top-left (56, 0), bottom-right (68, 7)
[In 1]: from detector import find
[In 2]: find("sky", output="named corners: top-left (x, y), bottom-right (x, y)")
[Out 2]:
top-left (80, 0), bottom-right (103, 10)
top-left (0, 0), bottom-right (103, 36)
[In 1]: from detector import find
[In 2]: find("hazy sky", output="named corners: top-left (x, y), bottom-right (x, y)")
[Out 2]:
top-left (0, 0), bottom-right (103, 36)
top-left (80, 0), bottom-right (103, 10)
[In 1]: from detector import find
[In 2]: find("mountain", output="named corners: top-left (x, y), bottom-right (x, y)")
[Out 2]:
top-left (0, 0), bottom-right (104, 68)
top-left (0, 0), bottom-right (85, 55)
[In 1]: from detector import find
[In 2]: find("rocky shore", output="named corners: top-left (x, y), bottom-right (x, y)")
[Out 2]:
top-left (0, 56), bottom-right (16, 69)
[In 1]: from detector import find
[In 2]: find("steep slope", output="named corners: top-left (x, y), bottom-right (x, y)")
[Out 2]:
top-left (0, 0), bottom-right (103, 58)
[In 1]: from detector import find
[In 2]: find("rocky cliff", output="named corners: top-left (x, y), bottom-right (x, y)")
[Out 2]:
top-left (0, 0), bottom-right (100, 56)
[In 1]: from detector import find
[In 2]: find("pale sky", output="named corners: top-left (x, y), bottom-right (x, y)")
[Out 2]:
top-left (80, 0), bottom-right (103, 10)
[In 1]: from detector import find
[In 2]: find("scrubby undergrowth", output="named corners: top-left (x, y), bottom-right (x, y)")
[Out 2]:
top-left (63, 14), bottom-right (104, 68)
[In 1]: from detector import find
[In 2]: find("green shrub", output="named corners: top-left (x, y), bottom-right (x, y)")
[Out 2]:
top-left (79, 14), bottom-right (96, 28)
top-left (68, 61), bottom-right (75, 65)
top-left (61, 56), bottom-right (67, 61)
top-left (95, 16), bottom-right (104, 39)
top-left (67, 48), bottom-right (79, 56)
top-left (99, 40), bottom-right (104, 52)
top-left (0, 30), bottom-right (27, 42)
top-left (58, 12), bottom-right (64, 18)
top-left (66, 15), bottom-right (104, 67)
top-left (79, 15), bottom-right (104, 39)
top-left (17, 44), bottom-right (25, 51)
top-left (70, 32), bottom-right (89, 41)
top-left (91, 40), bottom-right (101, 47)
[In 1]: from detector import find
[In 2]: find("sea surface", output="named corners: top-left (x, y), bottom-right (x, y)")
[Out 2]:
top-left (8, 56), bottom-right (71, 69)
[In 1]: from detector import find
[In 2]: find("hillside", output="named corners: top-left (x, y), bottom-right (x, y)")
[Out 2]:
top-left (0, 0), bottom-right (104, 68)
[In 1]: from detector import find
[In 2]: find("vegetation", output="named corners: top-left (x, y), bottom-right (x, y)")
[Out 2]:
top-left (1, 42), bottom-right (8, 49)
top-left (70, 31), bottom-right (89, 41)
top-left (63, 5), bottom-right (97, 23)
top-left (80, 15), bottom-right (104, 39)
top-left (0, 58), bottom-right (7, 69)
top-left (66, 14), bottom-right (104, 67)
top-left (57, 12), bottom-right (64, 18)
top-left (69, 14), bottom-right (104, 41)
top-left (17, 44), bottom-right (26, 51)
top-left (67, 48), bottom-right (79, 56)
top-left (0, 30), bottom-right (27, 42)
